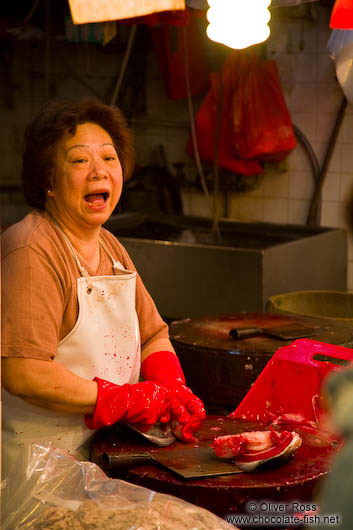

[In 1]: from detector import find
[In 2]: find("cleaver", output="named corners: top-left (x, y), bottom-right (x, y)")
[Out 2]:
top-left (101, 446), bottom-right (243, 479)
top-left (230, 324), bottom-right (319, 341)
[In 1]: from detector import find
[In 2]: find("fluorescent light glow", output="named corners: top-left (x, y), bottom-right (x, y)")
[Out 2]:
top-left (206, 0), bottom-right (272, 50)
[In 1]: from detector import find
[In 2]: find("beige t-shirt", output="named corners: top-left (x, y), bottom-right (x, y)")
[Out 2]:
top-left (1, 210), bottom-right (169, 361)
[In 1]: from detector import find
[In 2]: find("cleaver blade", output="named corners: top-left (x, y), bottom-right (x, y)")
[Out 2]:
top-left (102, 446), bottom-right (243, 479)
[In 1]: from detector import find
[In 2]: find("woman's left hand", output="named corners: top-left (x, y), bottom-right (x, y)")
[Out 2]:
top-left (168, 382), bottom-right (206, 442)
top-left (141, 349), bottom-right (206, 442)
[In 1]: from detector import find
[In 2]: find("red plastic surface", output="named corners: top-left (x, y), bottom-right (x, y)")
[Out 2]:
top-left (231, 339), bottom-right (353, 422)
top-left (330, 0), bottom-right (353, 29)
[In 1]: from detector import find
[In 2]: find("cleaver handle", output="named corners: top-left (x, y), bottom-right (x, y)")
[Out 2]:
top-left (230, 327), bottom-right (262, 340)
top-left (102, 451), bottom-right (154, 472)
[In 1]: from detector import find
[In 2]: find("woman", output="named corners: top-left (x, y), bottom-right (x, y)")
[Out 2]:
top-left (1, 98), bottom-right (205, 482)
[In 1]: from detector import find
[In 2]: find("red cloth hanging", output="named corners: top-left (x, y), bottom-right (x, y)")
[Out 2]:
top-left (119, 9), bottom-right (190, 26)
top-left (150, 10), bottom-right (210, 99)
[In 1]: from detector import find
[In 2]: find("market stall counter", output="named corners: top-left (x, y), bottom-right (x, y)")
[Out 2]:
top-left (90, 414), bottom-right (337, 523)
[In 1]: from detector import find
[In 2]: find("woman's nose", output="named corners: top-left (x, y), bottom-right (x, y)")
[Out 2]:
top-left (89, 157), bottom-right (108, 180)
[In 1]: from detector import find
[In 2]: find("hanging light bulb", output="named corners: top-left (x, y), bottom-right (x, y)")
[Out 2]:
top-left (206, 0), bottom-right (272, 50)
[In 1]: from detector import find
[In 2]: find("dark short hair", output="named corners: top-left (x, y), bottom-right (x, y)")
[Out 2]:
top-left (21, 98), bottom-right (135, 210)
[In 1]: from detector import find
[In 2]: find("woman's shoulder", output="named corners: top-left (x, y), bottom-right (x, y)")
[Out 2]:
top-left (2, 210), bottom-right (67, 262)
top-left (2, 211), bottom-right (48, 254)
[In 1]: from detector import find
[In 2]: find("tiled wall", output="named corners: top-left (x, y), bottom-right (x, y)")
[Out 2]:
top-left (132, 5), bottom-right (353, 290)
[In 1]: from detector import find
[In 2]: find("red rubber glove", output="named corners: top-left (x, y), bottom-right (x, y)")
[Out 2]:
top-left (141, 351), bottom-right (206, 442)
top-left (84, 377), bottom-right (172, 430)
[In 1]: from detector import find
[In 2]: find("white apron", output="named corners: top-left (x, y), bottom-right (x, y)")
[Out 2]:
top-left (2, 228), bottom-right (141, 481)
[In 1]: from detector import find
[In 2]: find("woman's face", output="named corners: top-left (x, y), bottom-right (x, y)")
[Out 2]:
top-left (47, 122), bottom-right (123, 233)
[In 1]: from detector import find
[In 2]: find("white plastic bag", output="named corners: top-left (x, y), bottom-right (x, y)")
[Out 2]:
top-left (271, 0), bottom-right (319, 6)
top-left (2, 443), bottom-right (236, 530)
top-left (327, 29), bottom-right (353, 103)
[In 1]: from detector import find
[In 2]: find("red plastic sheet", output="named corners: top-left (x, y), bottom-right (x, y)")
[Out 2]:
top-left (330, 0), bottom-right (353, 29)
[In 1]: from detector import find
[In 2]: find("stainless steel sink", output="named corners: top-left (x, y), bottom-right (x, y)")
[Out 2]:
top-left (104, 213), bottom-right (347, 320)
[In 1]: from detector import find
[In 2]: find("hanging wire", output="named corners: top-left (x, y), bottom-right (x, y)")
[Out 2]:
top-left (18, 0), bottom-right (41, 26)
top-left (211, 72), bottom-right (222, 241)
top-left (110, 24), bottom-right (137, 106)
top-left (182, 26), bottom-right (214, 216)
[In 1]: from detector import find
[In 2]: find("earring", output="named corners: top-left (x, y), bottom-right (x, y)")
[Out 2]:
top-left (47, 189), bottom-right (52, 195)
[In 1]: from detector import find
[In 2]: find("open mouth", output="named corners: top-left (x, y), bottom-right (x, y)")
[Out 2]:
top-left (84, 192), bottom-right (109, 205)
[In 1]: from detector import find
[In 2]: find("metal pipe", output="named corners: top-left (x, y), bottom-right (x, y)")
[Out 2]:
top-left (306, 96), bottom-right (348, 226)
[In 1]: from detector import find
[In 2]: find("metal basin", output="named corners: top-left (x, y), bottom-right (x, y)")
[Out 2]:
top-left (267, 290), bottom-right (353, 327)
top-left (104, 213), bottom-right (347, 320)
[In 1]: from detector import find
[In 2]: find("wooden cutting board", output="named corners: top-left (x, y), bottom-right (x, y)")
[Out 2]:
top-left (170, 313), bottom-right (353, 413)
top-left (90, 416), bottom-right (337, 483)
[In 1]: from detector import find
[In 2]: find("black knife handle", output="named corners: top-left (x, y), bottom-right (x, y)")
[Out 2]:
top-left (101, 451), bottom-right (154, 472)
top-left (230, 327), bottom-right (262, 340)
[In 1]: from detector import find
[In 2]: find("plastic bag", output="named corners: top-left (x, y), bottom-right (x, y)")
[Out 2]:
top-left (327, 28), bottom-right (353, 60)
top-left (327, 29), bottom-right (353, 103)
top-left (230, 52), bottom-right (297, 162)
top-left (330, 0), bottom-right (353, 30)
top-left (186, 69), bottom-right (263, 175)
top-left (186, 50), bottom-right (296, 174)
top-left (151, 10), bottom-right (210, 100)
top-left (271, 0), bottom-right (319, 5)
top-left (2, 443), bottom-right (235, 530)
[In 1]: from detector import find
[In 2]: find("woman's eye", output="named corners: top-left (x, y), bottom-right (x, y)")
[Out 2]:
top-left (72, 158), bottom-right (87, 164)
top-left (105, 155), bottom-right (116, 161)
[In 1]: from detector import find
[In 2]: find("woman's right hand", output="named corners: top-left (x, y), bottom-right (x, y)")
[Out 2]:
top-left (84, 378), bottom-right (172, 430)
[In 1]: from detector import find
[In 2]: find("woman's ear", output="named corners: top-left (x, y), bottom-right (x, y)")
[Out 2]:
top-left (47, 169), bottom-right (55, 197)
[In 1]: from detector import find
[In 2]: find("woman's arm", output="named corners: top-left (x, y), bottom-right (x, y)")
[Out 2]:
top-left (141, 337), bottom-right (175, 362)
top-left (2, 357), bottom-right (98, 415)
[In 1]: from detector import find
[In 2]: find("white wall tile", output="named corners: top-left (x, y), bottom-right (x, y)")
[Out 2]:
top-left (317, 53), bottom-right (336, 83)
top-left (347, 260), bottom-right (353, 291)
top-left (321, 200), bottom-right (341, 227)
top-left (289, 84), bottom-right (318, 113)
top-left (340, 112), bottom-right (353, 143)
top-left (311, 141), bottom-right (329, 167)
top-left (263, 172), bottom-right (289, 198)
top-left (181, 191), bottom-right (213, 218)
top-left (315, 112), bottom-right (340, 143)
top-left (322, 172), bottom-right (341, 201)
top-left (228, 194), bottom-right (240, 219)
top-left (340, 173), bottom-right (353, 202)
top-left (233, 196), bottom-right (264, 222)
top-left (341, 144), bottom-right (353, 173)
top-left (316, 83), bottom-right (343, 114)
top-left (296, 53), bottom-right (318, 83)
top-left (287, 143), bottom-right (314, 172)
top-left (165, 133), bottom-right (190, 162)
top-left (348, 233), bottom-right (353, 261)
top-left (264, 198), bottom-right (289, 223)
top-left (312, 142), bottom-right (342, 172)
top-left (292, 113), bottom-right (316, 141)
top-left (288, 199), bottom-right (310, 225)
top-left (299, 23), bottom-right (318, 54)
top-left (345, 102), bottom-right (353, 116)
top-left (289, 171), bottom-right (315, 200)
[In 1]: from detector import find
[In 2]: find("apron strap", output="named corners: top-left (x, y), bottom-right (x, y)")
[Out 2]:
top-left (48, 216), bottom-right (125, 284)
top-left (99, 237), bottom-right (126, 272)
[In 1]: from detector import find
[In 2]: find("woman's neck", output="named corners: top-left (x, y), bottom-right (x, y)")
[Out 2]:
top-left (45, 207), bottom-right (101, 272)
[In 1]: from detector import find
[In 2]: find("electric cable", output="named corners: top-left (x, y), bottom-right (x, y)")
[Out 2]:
top-left (182, 26), bottom-right (214, 218)
top-left (110, 24), bottom-right (137, 106)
